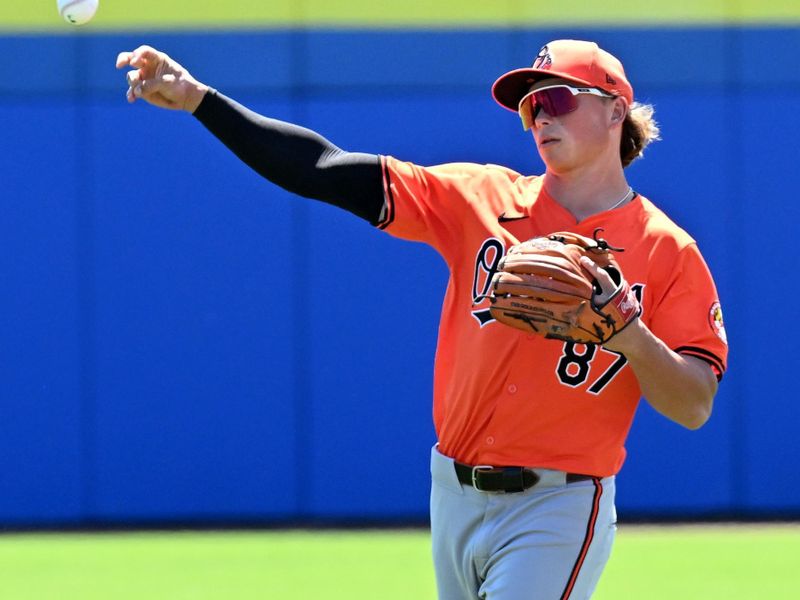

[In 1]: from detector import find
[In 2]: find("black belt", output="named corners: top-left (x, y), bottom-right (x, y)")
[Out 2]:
top-left (454, 461), bottom-right (595, 493)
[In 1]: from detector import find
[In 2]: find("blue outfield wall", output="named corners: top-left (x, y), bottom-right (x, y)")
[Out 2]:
top-left (0, 27), bottom-right (797, 525)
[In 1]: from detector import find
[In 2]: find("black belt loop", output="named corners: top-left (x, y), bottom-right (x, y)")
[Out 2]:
top-left (502, 466), bottom-right (526, 493)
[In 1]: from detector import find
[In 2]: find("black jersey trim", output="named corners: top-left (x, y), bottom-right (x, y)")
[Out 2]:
top-left (674, 346), bottom-right (725, 382)
top-left (377, 156), bottom-right (396, 230)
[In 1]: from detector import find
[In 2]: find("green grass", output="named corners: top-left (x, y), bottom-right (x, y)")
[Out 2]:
top-left (595, 524), bottom-right (800, 599)
top-left (0, 529), bottom-right (434, 600)
top-left (0, 524), bottom-right (797, 599)
top-left (3, 1), bottom-right (800, 30)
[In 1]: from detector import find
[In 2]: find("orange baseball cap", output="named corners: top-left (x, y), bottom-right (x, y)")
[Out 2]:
top-left (492, 40), bottom-right (633, 113)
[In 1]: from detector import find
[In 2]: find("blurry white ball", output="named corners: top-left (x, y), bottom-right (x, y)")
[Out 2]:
top-left (57, 0), bottom-right (99, 26)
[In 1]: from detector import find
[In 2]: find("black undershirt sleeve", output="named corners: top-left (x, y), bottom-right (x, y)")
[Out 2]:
top-left (192, 89), bottom-right (385, 225)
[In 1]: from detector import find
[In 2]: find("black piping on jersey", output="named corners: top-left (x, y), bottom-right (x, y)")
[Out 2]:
top-left (192, 89), bottom-right (385, 224)
top-left (674, 345), bottom-right (725, 381)
top-left (560, 477), bottom-right (604, 600)
top-left (377, 156), bottom-right (396, 230)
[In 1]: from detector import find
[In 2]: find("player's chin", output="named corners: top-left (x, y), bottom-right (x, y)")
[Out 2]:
top-left (539, 151), bottom-right (575, 174)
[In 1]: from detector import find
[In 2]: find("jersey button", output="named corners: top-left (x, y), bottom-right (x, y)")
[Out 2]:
top-left (486, 436), bottom-right (495, 445)
top-left (507, 384), bottom-right (517, 394)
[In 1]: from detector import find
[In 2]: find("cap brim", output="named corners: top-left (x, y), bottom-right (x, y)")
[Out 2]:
top-left (491, 68), bottom-right (595, 112)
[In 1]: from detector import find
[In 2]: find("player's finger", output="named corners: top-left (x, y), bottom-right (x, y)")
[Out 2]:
top-left (133, 77), bottom-right (165, 99)
top-left (126, 70), bottom-right (140, 88)
top-left (115, 51), bottom-right (134, 69)
top-left (579, 256), bottom-right (605, 279)
top-left (128, 45), bottom-right (163, 69)
top-left (126, 68), bottom-right (171, 90)
top-left (580, 256), bottom-right (615, 294)
top-left (580, 255), bottom-right (603, 275)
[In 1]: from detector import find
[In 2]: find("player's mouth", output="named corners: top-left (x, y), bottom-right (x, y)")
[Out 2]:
top-left (539, 136), bottom-right (560, 147)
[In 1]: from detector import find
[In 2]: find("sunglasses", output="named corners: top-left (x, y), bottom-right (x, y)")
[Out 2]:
top-left (518, 84), bottom-right (614, 130)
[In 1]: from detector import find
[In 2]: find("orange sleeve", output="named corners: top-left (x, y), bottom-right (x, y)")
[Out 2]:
top-left (647, 243), bottom-right (728, 380)
top-left (377, 155), bottom-right (518, 255)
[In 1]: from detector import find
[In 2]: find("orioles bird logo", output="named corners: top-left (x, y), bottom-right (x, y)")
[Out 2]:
top-left (533, 46), bottom-right (552, 70)
top-left (471, 238), bottom-right (505, 326)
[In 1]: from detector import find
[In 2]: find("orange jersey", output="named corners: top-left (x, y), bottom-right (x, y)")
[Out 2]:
top-left (378, 156), bottom-right (728, 477)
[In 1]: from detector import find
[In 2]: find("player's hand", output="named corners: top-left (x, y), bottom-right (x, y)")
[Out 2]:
top-left (115, 46), bottom-right (208, 113)
top-left (579, 256), bottom-right (617, 305)
top-left (580, 255), bottom-right (642, 353)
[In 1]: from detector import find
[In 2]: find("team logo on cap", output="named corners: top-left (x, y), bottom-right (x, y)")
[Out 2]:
top-left (533, 45), bottom-right (552, 70)
top-left (708, 302), bottom-right (727, 344)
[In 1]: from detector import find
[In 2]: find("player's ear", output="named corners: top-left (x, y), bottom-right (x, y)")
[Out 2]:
top-left (609, 97), bottom-right (628, 125)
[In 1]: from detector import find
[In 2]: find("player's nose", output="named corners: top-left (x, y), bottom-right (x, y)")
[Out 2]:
top-left (534, 108), bottom-right (553, 127)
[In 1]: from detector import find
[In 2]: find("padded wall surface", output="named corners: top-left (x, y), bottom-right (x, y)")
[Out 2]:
top-left (1, 25), bottom-right (797, 523)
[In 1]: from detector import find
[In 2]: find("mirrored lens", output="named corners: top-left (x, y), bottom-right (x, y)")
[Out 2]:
top-left (519, 87), bottom-right (580, 130)
top-left (535, 87), bottom-right (578, 118)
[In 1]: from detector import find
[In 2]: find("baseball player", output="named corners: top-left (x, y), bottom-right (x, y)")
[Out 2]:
top-left (117, 39), bottom-right (728, 599)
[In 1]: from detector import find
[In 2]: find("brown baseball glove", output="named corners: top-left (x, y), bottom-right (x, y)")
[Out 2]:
top-left (489, 230), bottom-right (641, 344)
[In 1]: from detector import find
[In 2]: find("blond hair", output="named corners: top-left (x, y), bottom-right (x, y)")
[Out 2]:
top-left (620, 102), bottom-right (660, 168)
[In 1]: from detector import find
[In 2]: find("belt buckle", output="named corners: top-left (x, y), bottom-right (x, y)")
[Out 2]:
top-left (471, 465), bottom-right (494, 491)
